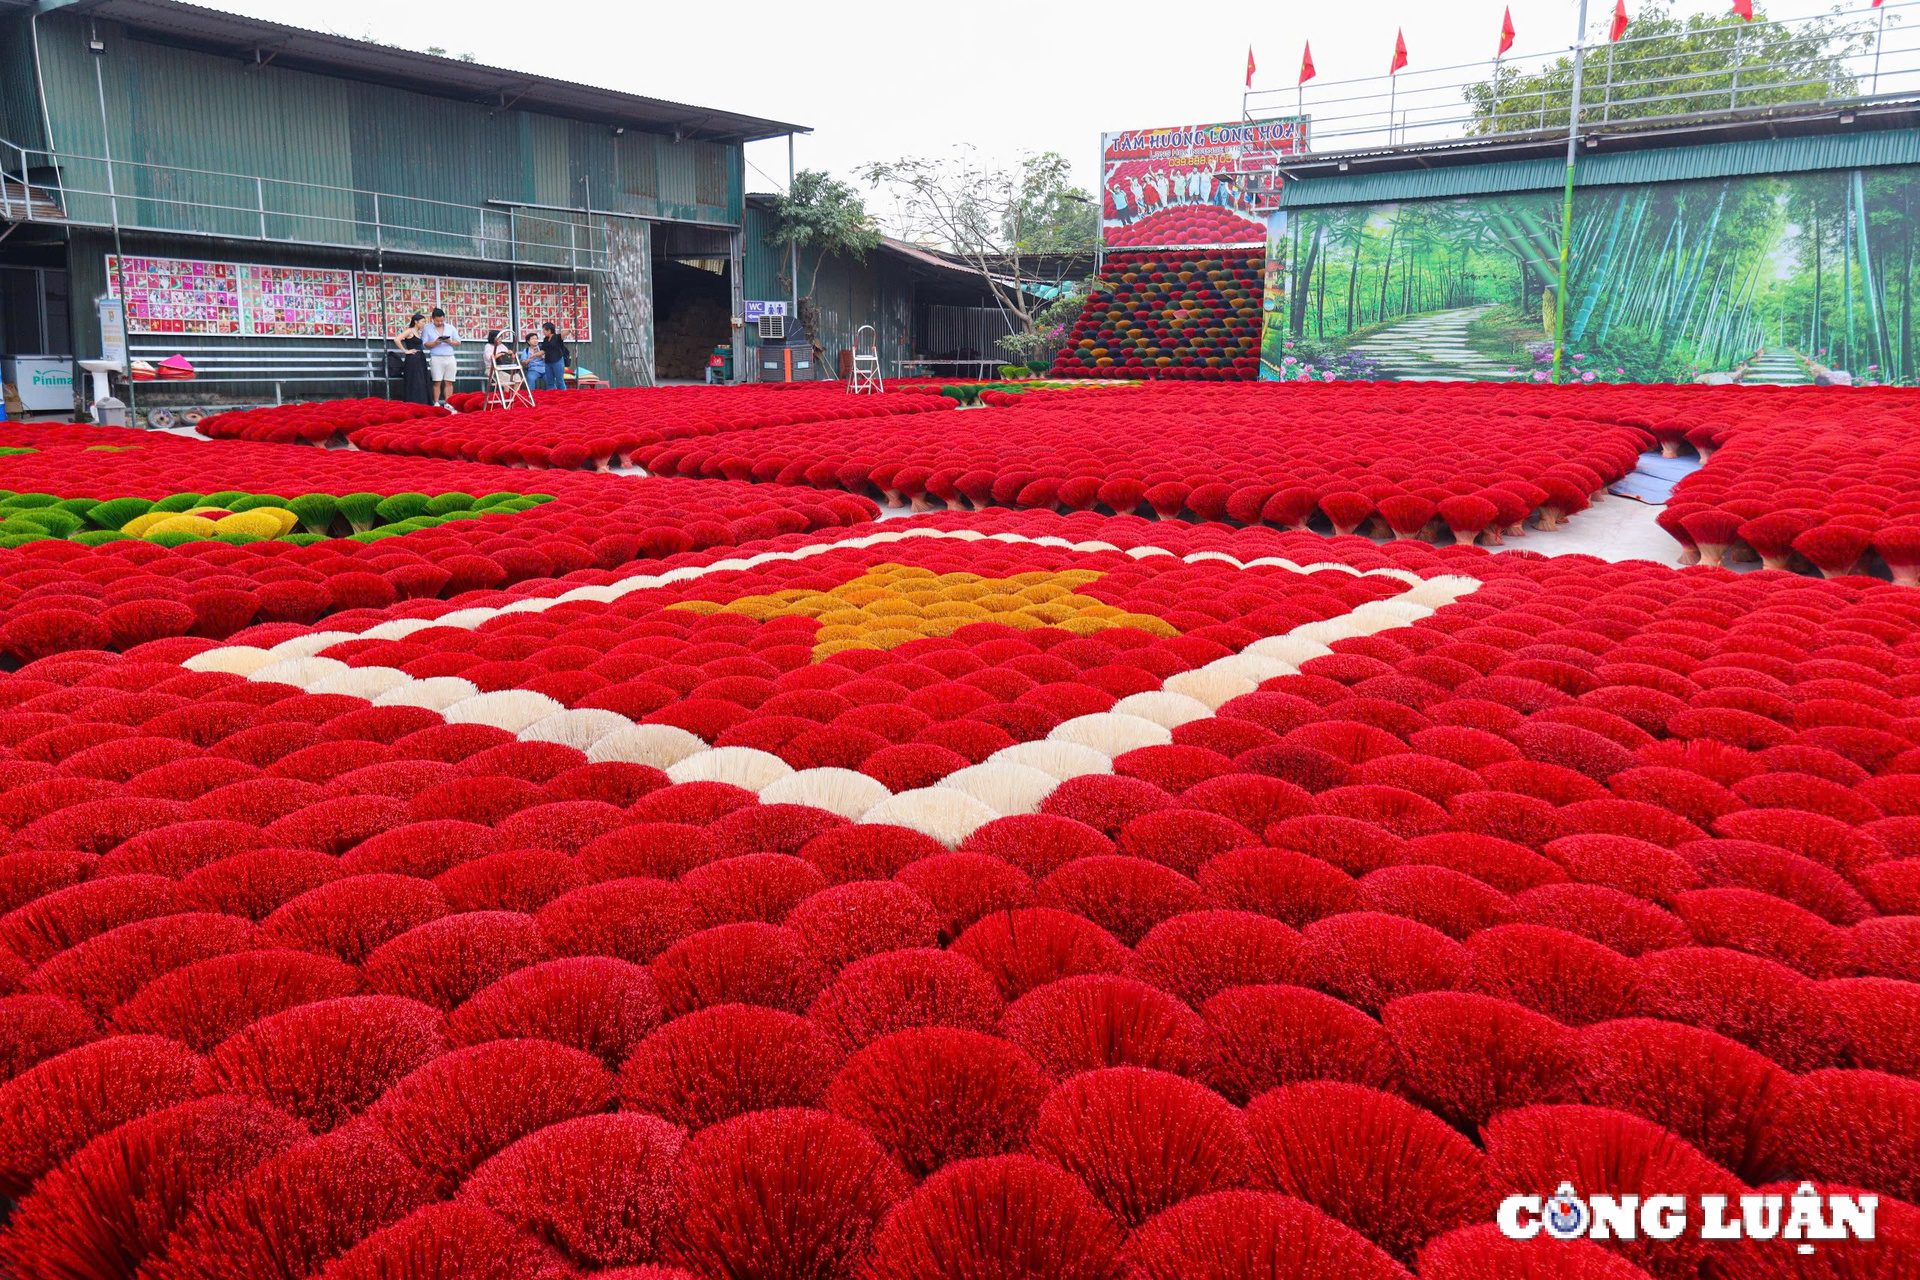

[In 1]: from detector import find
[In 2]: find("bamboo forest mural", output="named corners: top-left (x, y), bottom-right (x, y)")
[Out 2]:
top-left (1259, 165), bottom-right (1920, 386)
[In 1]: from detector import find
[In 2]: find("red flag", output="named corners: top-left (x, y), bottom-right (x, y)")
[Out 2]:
top-left (1498, 7), bottom-right (1516, 55)
top-left (1300, 41), bottom-right (1317, 85)
top-left (1731, 0), bottom-right (1753, 17)
top-left (1389, 28), bottom-right (1409, 74)
top-left (1246, 45), bottom-right (1257, 88)
top-left (1610, 0), bottom-right (1629, 41)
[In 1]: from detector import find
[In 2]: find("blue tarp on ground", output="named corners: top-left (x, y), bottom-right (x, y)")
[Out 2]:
top-left (1609, 452), bottom-right (1701, 505)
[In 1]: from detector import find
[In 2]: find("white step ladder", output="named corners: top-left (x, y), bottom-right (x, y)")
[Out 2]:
top-left (485, 355), bottom-right (536, 411)
top-left (849, 324), bottom-right (882, 395)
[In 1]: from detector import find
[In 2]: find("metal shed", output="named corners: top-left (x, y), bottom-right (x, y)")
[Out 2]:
top-left (0, 0), bottom-right (806, 409)
top-left (740, 194), bottom-right (1030, 381)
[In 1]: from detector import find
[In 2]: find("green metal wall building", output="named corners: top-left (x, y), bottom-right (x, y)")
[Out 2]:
top-left (0, 0), bottom-right (803, 405)
top-left (740, 194), bottom-right (1018, 380)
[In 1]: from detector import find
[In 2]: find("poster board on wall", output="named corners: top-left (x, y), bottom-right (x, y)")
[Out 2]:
top-left (355, 274), bottom-right (516, 342)
top-left (437, 277), bottom-right (513, 341)
top-left (240, 265), bottom-right (357, 337)
top-left (1100, 118), bottom-right (1308, 250)
top-left (355, 273), bottom-right (437, 341)
top-left (110, 256), bottom-right (356, 337)
top-left (109, 256), bottom-right (592, 347)
top-left (516, 281), bottom-right (592, 343)
top-left (106, 255), bottom-right (242, 335)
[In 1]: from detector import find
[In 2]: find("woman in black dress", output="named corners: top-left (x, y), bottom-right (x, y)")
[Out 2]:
top-left (393, 312), bottom-right (433, 405)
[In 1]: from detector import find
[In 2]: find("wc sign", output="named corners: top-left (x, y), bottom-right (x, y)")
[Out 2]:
top-left (1500, 1183), bottom-right (1876, 1253)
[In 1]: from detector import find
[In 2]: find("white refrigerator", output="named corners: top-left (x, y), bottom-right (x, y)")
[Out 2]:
top-left (2, 357), bottom-right (74, 412)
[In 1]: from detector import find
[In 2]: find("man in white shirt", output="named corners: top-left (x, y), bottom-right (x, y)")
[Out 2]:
top-left (421, 307), bottom-right (460, 408)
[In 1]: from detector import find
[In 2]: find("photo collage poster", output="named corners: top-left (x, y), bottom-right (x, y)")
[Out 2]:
top-left (109, 255), bottom-right (591, 345)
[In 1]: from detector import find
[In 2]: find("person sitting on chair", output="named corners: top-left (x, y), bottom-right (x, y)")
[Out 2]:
top-left (483, 329), bottom-right (528, 402)
top-left (521, 331), bottom-right (547, 389)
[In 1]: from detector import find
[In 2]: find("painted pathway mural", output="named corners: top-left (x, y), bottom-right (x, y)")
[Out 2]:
top-left (1262, 164), bottom-right (1920, 386)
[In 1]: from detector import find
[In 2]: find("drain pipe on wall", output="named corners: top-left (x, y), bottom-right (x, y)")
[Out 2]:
top-left (90, 20), bottom-right (135, 418)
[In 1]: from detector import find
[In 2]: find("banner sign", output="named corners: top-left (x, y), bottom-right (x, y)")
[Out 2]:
top-left (1100, 117), bottom-right (1309, 250)
top-left (96, 297), bottom-right (128, 372)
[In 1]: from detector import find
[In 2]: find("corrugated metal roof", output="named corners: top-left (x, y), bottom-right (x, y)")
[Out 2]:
top-left (50, 0), bottom-right (807, 142)
top-left (742, 195), bottom-right (985, 287)
top-left (876, 237), bottom-right (987, 282)
top-left (28, 11), bottom-right (738, 240)
top-left (1278, 129), bottom-right (1920, 208)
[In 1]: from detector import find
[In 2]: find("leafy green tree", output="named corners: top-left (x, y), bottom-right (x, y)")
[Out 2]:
top-left (1004, 153), bottom-right (1099, 256)
top-left (764, 170), bottom-right (884, 302)
top-left (763, 170), bottom-right (884, 364)
top-left (1001, 277), bottom-right (1095, 365)
top-left (1465, 2), bottom-right (1876, 136)
top-left (861, 149), bottom-right (1097, 345)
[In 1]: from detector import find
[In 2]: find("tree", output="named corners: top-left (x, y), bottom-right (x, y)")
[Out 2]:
top-left (1000, 280), bottom-right (1093, 366)
top-left (860, 149), bottom-right (1097, 346)
top-left (1464, 3), bottom-right (1877, 136)
top-left (762, 169), bottom-right (883, 369)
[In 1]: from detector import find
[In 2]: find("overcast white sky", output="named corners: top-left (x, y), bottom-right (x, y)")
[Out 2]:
top-left (203, 0), bottom-right (1893, 219)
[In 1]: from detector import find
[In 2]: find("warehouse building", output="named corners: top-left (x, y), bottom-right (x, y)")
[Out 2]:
top-left (0, 0), bottom-right (808, 410)
top-left (741, 193), bottom-right (1029, 382)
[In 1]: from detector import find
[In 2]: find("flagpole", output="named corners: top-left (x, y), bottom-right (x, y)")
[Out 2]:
top-left (1552, 0), bottom-right (1591, 384)
top-left (1496, 8), bottom-right (1514, 130)
top-left (1873, 1), bottom-right (1887, 96)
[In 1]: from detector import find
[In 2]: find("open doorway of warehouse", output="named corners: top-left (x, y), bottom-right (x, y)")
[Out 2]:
top-left (0, 236), bottom-right (75, 420)
top-left (653, 223), bottom-right (735, 384)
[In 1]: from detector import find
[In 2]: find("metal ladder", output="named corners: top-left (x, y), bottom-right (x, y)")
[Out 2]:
top-left (484, 356), bottom-right (536, 411)
top-left (849, 324), bottom-right (883, 395)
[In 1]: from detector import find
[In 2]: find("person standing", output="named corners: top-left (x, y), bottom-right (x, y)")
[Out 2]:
top-left (392, 312), bottom-right (432, 405)
top-left (421, 307), bottom-right (460, 408)
top-left (538, 323), bottom-right (570, 391)
top-left (1136, 176), bottom-right (1161, 218)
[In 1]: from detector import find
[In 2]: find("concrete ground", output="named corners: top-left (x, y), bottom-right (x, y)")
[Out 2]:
top-left (1485, 448), bottom-right (1695, 567)
top-left (123, 424), bottom-right (1696, 569)
top-left (873, 450), bottom-right (1695, 569)
top-left (1494, 489), bottom-right (1681, 565)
